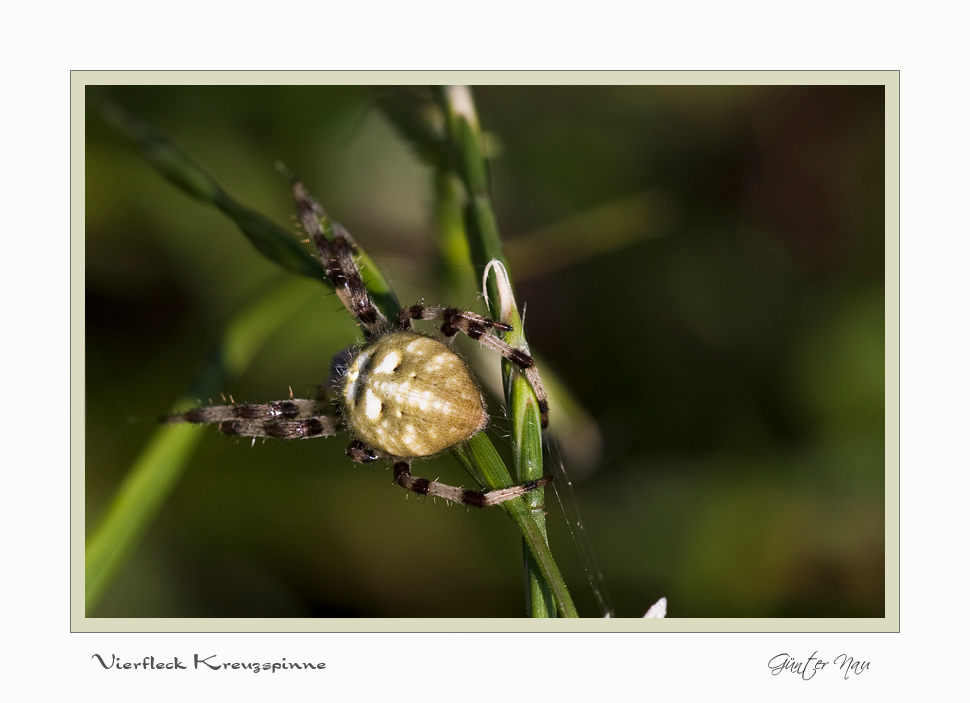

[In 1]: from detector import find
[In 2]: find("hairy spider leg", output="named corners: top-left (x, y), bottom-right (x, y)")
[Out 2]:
top-left (216, 417), bottom-right (340, 440)
top-left (346, 440), bottom-right (380, 463)
top-left (396, 305), bottom-right (550, 428)
top-left (164, 399), bottom-right (329, 424)
top-left (290, 179), bottom-right (388, 338)
top-left (163, 399), bottom-right (339, 440)
top-left (392, 462), bottom-right (553, 508)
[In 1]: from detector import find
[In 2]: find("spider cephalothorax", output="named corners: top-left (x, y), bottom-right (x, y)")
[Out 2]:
top-left (164, 177), bottom-right (551, 508)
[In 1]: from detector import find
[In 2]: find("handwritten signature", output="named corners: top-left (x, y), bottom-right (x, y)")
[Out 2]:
top-left (768, 652), bottom-right (870, 680)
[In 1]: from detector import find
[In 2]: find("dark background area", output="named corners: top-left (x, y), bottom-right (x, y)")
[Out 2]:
top-left (85, 84), bottom-right (885, 618)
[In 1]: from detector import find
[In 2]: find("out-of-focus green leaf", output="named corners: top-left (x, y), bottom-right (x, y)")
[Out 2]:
top-left (86, 277), bottom-right (318, 611)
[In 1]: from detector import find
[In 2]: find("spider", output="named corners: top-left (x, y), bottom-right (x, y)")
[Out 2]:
top-left (164, 176), bottom-right (552, 508)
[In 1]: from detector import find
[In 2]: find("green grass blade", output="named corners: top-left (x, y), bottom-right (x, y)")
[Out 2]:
top-left (85, 277), bottom-right (317, 611)
top-left (98, 99), bottom-right (401, 319)
top-left (435, 85), bottom-right (571, 617)
top-left (452, 435), bottom-right (577, 619)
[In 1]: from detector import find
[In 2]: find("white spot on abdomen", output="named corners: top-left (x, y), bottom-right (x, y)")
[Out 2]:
top-left (373, 351), bottom-right (402, 375)
top-left (344, 351), bottom-right (370, 401)
top-left (364, 388), bottom-right (383, 420)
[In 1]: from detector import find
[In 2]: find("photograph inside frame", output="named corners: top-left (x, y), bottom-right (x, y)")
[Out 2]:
top-left (83, 82), bottom-right (887, 621)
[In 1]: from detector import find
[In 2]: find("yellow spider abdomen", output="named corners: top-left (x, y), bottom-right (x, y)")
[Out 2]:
top-left (341, 332), bottom-right (488, 458)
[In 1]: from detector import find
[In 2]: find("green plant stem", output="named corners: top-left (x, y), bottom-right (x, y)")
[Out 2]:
top-left (436, 85), bottom-right (565, 617)
top-left (85, 277), bottom-right (317, 611)
top-left (453, 436), bottom-right (577, 619)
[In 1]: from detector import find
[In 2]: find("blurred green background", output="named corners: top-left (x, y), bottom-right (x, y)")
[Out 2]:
top-left (85, 84), bottom-right (885, 618)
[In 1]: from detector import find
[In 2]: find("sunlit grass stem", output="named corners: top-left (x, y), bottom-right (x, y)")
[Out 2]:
top-left (434, 85), bottom-right (564, 617)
